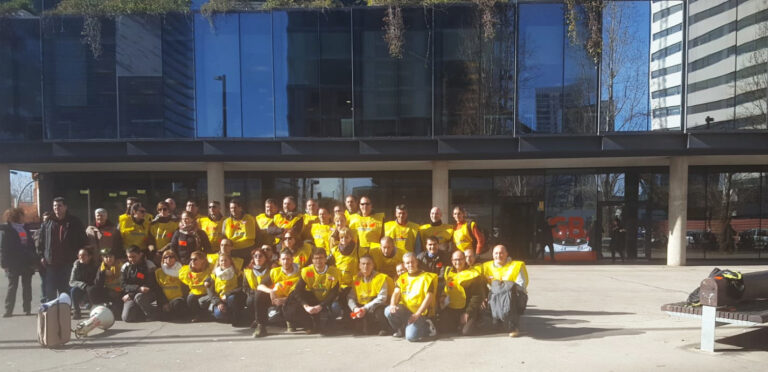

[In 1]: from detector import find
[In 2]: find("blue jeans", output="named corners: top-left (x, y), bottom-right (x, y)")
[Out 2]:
top-left (385, 305), bottom-right (430, 342)
top-left (44, 264), bottom-right (71, 302)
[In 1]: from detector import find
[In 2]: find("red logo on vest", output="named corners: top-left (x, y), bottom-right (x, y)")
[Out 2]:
top-left (179, 240), bottom-right (187, 246)
top-left (103, 232), bottom-right (112, 237)
top-left (137, 272), bottom-right (144, 279)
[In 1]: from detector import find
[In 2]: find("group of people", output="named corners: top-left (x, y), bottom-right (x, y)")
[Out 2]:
top-left (1, 194), bottom-right (529, 341)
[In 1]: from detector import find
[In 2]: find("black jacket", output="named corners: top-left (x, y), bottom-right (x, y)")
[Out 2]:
top-left (36, 214), bottom-right (87, 266)
top-left (121, 260), bottom-right (157, 297)
top-left (0, 222), bottom-right (36, 271)
top-left (417, 251), bottom-right (449, 277)
top-left (69, 260), bottom-right (98, 290)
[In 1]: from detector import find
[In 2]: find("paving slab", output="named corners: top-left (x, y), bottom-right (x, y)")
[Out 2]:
top-left (1, 264), bottom-right (767, 371)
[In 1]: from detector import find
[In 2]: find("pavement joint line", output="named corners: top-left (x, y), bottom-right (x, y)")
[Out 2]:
top-left (392, 340), bottom-right (436, 368)
top-left (605, 275), bottom-right (690, 294)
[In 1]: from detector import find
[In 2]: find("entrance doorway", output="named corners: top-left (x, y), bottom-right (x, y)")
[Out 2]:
top-left (493, 201), bottom-right (538, 260)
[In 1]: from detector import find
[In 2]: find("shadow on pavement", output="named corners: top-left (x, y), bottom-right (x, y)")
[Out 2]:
top-left (523, 308), bottom-right (642, 341)
top-left (716, 327), bottom-right (768, 352)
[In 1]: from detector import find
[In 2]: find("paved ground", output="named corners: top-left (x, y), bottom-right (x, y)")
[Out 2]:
top-left (1, 264), bottom-right (767, 371)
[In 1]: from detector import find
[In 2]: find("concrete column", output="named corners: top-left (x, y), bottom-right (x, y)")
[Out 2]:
top-left (667, 156), bottom-right (688, 266)
top-left (206, 162), bottom-right (225, 206)
top-left (0, 164), bottom-right (10, 213)
top-left (432, 161), bottom-right (449, 217)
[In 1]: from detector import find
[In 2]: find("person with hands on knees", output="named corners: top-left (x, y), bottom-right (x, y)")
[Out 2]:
top-left (256, 249), bottom-right (300, 333)
top-left (482, 244), bottom-right (529, 337)
top-left (284, 248), bottom-right (340, 335)
top-left (440, 250), bottom-right (486, 336)
top-left (121, 245), bottom-right (159, 322)
top-left (206, 254), bottom-right (245, 326)
top-left (179, 250), bottom-right (214, 322)
top-left (385, 252), bottom-right (438, 342)
top-left (348, 254), bottom-right (394, 336)
top-left (155, 250), bottom-right (188, 322)
top-left (69, 248), bottom-right (97, 319)
top-left (88, 248), bottom-right (124, 320)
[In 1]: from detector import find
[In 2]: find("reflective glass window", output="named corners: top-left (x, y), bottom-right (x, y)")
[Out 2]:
top-left (649, 1), bottom-right (683, 130)
top-left (42, 17), bottom-right (117, 139)
top-left (161, 14), bottom-right (196, 138)
top-left (241, 12), bottom-right (276, 138)
top-left (0, 19), bottom-right (42, 141)
top-left (195, 14), bottom-right (242, 137)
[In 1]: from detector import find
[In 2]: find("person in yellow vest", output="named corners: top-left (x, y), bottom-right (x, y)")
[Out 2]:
top-left (87, 248), bottom-right (124, 320)
top-left (464, 248), bottom-right (481, 273)
top-left (205, 254), bottom-right (245, 326)
top-left (452, 206), bottom-right (486, 255)
top-left (255, 198), bottom-right (280, 247)
top-left (257, 249), bottom-right (300, 333)
top-left (482, 244), bottom-right (529, 337)
top-left (344, 195), bottom-right (359, 221)
top-left (384, 204), bottom-right (421, 254)
top-left (169, 211), bottom-right (212, 265)
top-left (311, 207), bottom-right (333, 254)
top-left (385, 252), bottom-right (438, 342)
top-left (206, 238), bottom-right (244, 272)
top-left (370, 236), bottom-right (404, 280)
top-left (244, 247), bottom-right (271, 336)
top-left (118, 203), bottom-right (151, 254)
top-left (440, 250), bottom-right (486, 335)
top-left (302, 198), bottom-right (319, 242)
top-left (285, 248), bottom-right (340, 334)
top-left (178, 250), bottom-right (214, 322)
top-left (328, 227), bottom-right (359, 315)
top-left (119, 197), bottom-right (152, 228)
top-left (273, 196), bottom-right (305, 245)
top-left (349, 196), bottom-right (384, 257)
top-left (280, 231), bottom-right (312, 268)
top-left (198, 201), bottom-right (225, 248)
top-left (347, 254), bottom-right (394, 335)
top-left (419, 207), bottom-right (453, 252)
top-left (155, 250), bottom-right (189, 321)
top-left (148, 201), bottom-right (179, 259)
top-left (222, 198), bottom-right (258, 261)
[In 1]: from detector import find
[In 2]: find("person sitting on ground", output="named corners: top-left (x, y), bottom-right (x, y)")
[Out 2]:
top-left (370, 236), bottom-right (404, 280)
top-left (481, 244), bottom-right (529, 337)
top-left (155, 250), bottom-right (188, 322)
top-left (417, 236), bottom-right (450, 277)
top-left (385, 252), bottom-right (438, 342)
top-left (1, 207), bottom-right (36, 317)
top-left (207, 238), bottom-right (245, 272)
top-left (440, 250), bottom-right (486, 336)
top-left (88, 248), bottom-right (124, 320)
top-left (148, 201), bottom-right (179, 262)
top-left (170, 211), bottom-right (211, 265)
top-left (121, 245), bottom-right (159, 322)
top-left (69, 248), bottom-right (98, 319)
top-left (285, 248), bottom-right (340, 335)
top-left (86, 208), bottom-right (123, 260)
top-left (245, 247), bottom-right (272, 337)
top-left (205, 254), bottom-right (245, 326)
top-left (328, 227), bottom-right (359, 315)
top-left (280, 231), bottom-right (312, 268)
top-left (179, 250), bottom-right (214, 322)
top-left (257, 249), bottom-right (300, 333)
top-left (347, 254), bottom-right (394, 336)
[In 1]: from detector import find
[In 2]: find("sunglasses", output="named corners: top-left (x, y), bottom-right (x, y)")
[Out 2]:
top-left (359, 203), bottom-right (370, 206)
top-left (163, 256), bottom-right (175, 260)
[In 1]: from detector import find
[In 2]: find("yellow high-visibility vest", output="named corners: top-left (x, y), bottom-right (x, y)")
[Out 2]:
top-left (149, 220), bottom-right (178, 252)
top-left (223, 214), bottom-right (257, 250)
top-left (443, 266), bottom-right (481, 309)
top-left (269, 265), bottom-right (300, 298)
top-left (349, 212), bottom-right (384, 254)
top-left (419, 223), bottom-right (454, 250)
top-left (198, 216), bottom-right (224, 247)
top-left (481, 260), bottom-right (528, 289)
top-left (396, 271), bottom-right (437, 315)
top-left (452, 221), bottom-right (476, 252)
top-left (353, 272), bottom-right (392, 305)
top-left (300, 265), bottom-right (341, 302)
top-left (330, 245), bottom-right (359, 288)
top-left (384, 221), bottom-right (420, 252)
top-left (119, 216), bottom-right (150, 251)
top-left (155, 269), bottom-right (184, 301)
top-left (311, 223), bottom-right (333, 254)
top-left (179, 264), bottom-right (214, 296)
top-left (369, 246), bottom-right (404, 279)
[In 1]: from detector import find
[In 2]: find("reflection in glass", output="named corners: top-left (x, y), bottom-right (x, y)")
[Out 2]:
top-left (734, 0), bottom-right (768, 129)
top-left (600, 1), bottom-right (651, 131)
top-left (649, 1), bottom-right (683, 130)
top-left (0, 19), bottom-right (42, 140)
top-left (241, 12), bottom-right (275, 138)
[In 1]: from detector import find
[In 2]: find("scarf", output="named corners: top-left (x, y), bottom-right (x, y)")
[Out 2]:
top-left (215, 266), bottom-right (235, 281)
top-left (161, 262), bottom-right (182, 278)
top-left (11, 222), bottom-right (27, 244)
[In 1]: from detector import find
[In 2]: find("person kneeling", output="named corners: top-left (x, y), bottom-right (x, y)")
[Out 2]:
top-left (284, 248), bottom-right (340, 335)
top-left (155, 250), bottom-right (189, 321)
top-left (348, 255), bottom-right (393, 336)
top-left (385, 253), bottom-right (437, 342)
top-left (481, 244), bottom-right (529, 337)
top-left (121, 246), bottom-right (159, 322)
top-left (439, 250), bottom-right (486, 336)
top-left (206, 254), bottom-right (245, 326)
top-left (88, 249), bottom-right (124, 320)
top-left (179, 250), bottom-right (214, 322)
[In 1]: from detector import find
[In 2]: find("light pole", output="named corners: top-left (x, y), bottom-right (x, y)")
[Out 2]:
top-left (214, 74), bottom-right (227, 137)
top-left (9, 170), bottom-right (35, 208)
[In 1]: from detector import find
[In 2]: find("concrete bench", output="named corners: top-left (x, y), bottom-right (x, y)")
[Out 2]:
top-left (661, 270), bottom-right (768, 352)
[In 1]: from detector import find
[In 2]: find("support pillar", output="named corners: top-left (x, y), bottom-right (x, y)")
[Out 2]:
top-left (0, 164), bottom-right (10, 213)
top-left (432, 161), bottom-right (449, 217)
top-left (668, 156), bottom-right (688, 266)
top-left (206, 162), bottom-right (225, 207)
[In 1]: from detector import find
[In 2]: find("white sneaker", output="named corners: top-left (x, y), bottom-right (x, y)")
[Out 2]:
top-left (426, 319), bottom-right (437, 337)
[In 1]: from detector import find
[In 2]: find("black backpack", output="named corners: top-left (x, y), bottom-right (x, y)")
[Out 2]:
top-left (686, 267), bottom-right (745, 306)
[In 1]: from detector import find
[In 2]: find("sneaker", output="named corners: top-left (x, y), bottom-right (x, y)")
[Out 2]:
top-left (252, 324), bottom-right (267, 338)
top-left (426, 319), bottom-right (437, 337)
top-left (378, 330), bottom-right (390, 336)
top-left (392, 329), bottom-right (404, 338)
top-left (509, 327), bottom-right (520, 337)
top-left (286, 322), bottom-right (295, 333)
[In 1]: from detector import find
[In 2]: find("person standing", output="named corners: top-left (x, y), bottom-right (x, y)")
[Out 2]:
top-left (222, 199), bottom-right (257, 261)
top-left (36, 197), bottom-right (87, 302)
top-left (272, 196), bottom-right (305, 245)
top-left (451, 206), bottom-right (485, 255)
top-left (255, 198), bottom-right (280, 247)
top-left (1, 208), bottom-right (37, 317)
top-left (310, 208), bottom-right (334, 254)
top-left (609, 217), bottom-right (626, 262)
top-left (349, 196), bottom-right (384, 257)
top-left (199, 201), bottom-right (225, 249)
top-left (419, 207), bottom-right (453, 253)
top-left (534, 213), bottom-right (556, 262)
top-left (384, 204), bottom-right (421, 254)
top-left (86, 208), bottom-right (123, 259)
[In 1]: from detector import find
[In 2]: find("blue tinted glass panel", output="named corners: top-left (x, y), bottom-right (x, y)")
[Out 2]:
top-left (317, 10), bottom-right (353, 137)
top-left (195, 14), bottom-right (242, 137)
top-left (0, 19), bottom-right (42, 141)
top-left (563, 6), bottom-right (598, 134)
top-left (353, 7), bottom-right (432, 137)
top-left (240, 12), bottom-right (275, 138)
top-left (517, 3), bottom-right (565, 134)
top-left (601, 1), bottom-right (652, 132)
top-left (42, 17), bottom-right (117, 139)
top-left (161, 14), bottom-right (196, 138)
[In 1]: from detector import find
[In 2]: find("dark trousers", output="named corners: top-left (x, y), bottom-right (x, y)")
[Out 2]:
top-left (249, 291), bottom-right (272, 325)
top-left (212, 292), bottom-right (245, 325)
top-left (439, 307), bottom-right (479, 336)
top-left (4, 269), bottom-right (33, 315)
top-left (43, 264), bottom-right (71, 302)
top-left (70, 286), bottom-right (90, 314)
top-left (164, 297), bottom-right (189, 321)
top-left (87, 286), bottom-right (124, 320)
top-left (186, 293), bottom-right (212, 320)
top-left (536, 241), bottom-right (556, 261)
top-left (283, 291), bottom-right (332, 331)
top-left (351, 305), bottom-right (391, 335)
top-left (122, 292), bottom-right (158, 322)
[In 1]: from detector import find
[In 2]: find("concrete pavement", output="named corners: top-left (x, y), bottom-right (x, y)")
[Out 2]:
top-left (1, 264), bottom-right (767, 371)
